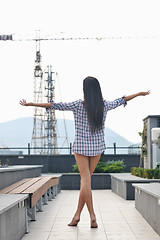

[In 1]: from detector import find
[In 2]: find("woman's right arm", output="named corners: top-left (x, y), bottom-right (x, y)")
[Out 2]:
top-left (123, 91), bottom-right (150, 102)
top-left (19, 99), bottom-right (52, 108)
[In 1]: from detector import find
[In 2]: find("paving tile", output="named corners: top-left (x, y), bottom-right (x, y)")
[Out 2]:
top-left (107, 237), bottom-right (137, 240)
top-left (48, 237), bottom-right (76, 240)
top-left (21, 190), bottom-right (160, 240)
top-left (22, 232), bottom-right (50, 240)
top-left (135, 233), bottom-right (160, 238)
top-left (137, 239), bottom-right (160, 240)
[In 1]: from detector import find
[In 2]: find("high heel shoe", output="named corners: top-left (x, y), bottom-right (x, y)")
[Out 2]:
top-left (68, 217), bottom-right (80, 226)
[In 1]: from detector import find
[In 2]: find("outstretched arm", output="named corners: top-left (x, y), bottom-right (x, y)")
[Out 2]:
top-left (19, 99), bottom-right (52, 108)
top-left (123, 90), bottom-right (150, 102)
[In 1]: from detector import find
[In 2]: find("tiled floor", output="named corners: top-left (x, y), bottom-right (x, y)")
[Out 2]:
top-left (22, 190), bottom-right (160, 240)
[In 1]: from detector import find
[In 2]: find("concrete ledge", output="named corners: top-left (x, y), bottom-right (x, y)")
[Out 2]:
top-left (61, 173), bottom-right (111, 190)
top-left (0, 165), bottom-right (43, 190)
top-left (0, 165), bottom-right (43, 173)
top-left (0, 194), bottom-right (28, 214)
top-left (0, 194), bottom-right (28, 240)
top-left (111, 173), bottom-right (160, 200)
top-left (133, 183), bottom-right (160, 236)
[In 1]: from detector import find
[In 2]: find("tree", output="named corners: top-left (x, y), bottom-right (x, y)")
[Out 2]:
top-left (138, 122), bottom-right (147, 168)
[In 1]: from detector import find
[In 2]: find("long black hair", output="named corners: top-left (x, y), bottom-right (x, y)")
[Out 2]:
top-left (83, 76), bottom-right (104, 133)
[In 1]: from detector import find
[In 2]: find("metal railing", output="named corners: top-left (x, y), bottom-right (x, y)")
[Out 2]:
top-left (0, 143), bottom-right (141, 155)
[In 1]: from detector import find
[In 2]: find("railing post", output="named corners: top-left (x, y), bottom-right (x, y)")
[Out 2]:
top-left (70, 143), bottom-right (72, 155)
top-left (113, 142), bottom-right (116, 155)
top-left (28, 143), bottom-right (30, 155)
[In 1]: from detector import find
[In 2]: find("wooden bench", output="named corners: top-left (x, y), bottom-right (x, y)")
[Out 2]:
top-left (0, 176), bottom-right (60, 224)
top-left (0, 194), bottom-right (28, 240)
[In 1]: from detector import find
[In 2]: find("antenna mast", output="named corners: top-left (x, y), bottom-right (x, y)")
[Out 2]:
top-left (31, 31), bottom-right (44, 154)
top-left (31, 31), bottom-right (58, 154)
top-left (44, 66), bottom-right (58, 154)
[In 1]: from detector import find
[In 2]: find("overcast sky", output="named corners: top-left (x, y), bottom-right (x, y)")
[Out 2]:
top-left (0, 0), bottom-right (160, 144)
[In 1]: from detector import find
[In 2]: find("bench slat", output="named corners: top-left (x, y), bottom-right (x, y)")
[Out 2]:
top-left (0, 178), bottom-right (31, 194)
top-left (50, 178), bottom-right (59, 187)
top-left (31, 178), bottom-right (59, 207)
top-left (22, 176), bottom-right (54, 194)
top-left (10, 177), bottom-right (42, 194)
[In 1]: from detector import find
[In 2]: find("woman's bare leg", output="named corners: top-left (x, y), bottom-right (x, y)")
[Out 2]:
top-left (68, 153), bottom-right (100, 226)
top-left (74, 154), bottom-right (101, 217)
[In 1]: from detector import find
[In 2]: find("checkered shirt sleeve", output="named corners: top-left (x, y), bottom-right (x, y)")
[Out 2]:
top-left (46, 99), bottom-right (80, 112)
top-left (104, 97), bottom-right (127, 111)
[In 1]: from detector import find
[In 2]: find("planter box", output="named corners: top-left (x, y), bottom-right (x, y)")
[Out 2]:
top-left (133, 183), bottom-right (160, 236)
top-left (111, 173), bottom-right (160, 200)
top-left (61, 173), bottom-right (111, 190)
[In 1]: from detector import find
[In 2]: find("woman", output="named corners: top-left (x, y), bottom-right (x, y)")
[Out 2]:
top-left (20, 76), bottom-right (150, 228)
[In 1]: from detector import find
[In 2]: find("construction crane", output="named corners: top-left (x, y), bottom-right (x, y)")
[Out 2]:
top-left (0, 32), bottom-right (126, 154)
top-left (1, 32), bottom-right (160, 154)
top-left (1, 32), bottom-right (159, 154)
top-left (0, 32), bottom-right (112, 155)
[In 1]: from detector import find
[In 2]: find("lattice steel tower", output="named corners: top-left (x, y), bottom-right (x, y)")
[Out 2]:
top-left (43, 66), bottom-right (58, 154)
top-left (31, 39), bottom-right (58, 154)
top-left (31, 39), bottom-right (44, 154)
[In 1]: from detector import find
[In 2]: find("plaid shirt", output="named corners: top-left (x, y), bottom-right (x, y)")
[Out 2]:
top-left (46, 97), bottom-right (127, 156)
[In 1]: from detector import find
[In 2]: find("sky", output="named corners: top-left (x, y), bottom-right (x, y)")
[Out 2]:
top-left (0, 0), bottom-right (160, 144)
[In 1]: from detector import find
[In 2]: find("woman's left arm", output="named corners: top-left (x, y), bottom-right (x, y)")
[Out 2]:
top-left (123, 91), bottom-right (150, 102)
top-left (19, 99), bottom-right (52, 108)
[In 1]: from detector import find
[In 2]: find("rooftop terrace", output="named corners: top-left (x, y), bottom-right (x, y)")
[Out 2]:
top-left (22, 189), bottom-right (160, 240)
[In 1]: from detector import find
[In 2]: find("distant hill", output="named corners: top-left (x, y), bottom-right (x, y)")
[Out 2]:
top-left (0, 117), bottom-right (133, 154)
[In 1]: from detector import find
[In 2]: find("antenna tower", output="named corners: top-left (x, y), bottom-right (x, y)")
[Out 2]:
top-left (31, 34), bottom-right (44, 154)
top-left (43, 66), bottom-right (58, 154)
top-left (31, 32), bottom-right (58, 154)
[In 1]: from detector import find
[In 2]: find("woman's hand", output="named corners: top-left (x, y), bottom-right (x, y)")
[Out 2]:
top-left (19, 100), bottom-right (52, 108)
top-left (19, 99), bottom-right (29, 106)
top-left (139, 90), bottom-right (151, 96)
top-left (124, 90), bottom-right (150, 102)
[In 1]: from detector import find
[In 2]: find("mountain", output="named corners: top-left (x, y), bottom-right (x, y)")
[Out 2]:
top-left (0, 117), bottom-right (133, 154)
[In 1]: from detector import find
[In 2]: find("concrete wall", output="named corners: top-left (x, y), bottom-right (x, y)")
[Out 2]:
top-left (0, 166), bottom-right (42, 190)
top-left (0, 203), bottom-right (26, 240)
top-left (134, 184), bottom-right (160, 236)
top-left (0, 154), bottom-right (141, 173)
top-left (61, 173), bottom-right (111, 190)
top-left (0, 194), bottom-right (28, 240)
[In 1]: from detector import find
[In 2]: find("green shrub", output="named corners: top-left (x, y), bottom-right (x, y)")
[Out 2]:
top-left (100, 160), bottom-right (125, 173)
top-left (94, 161), bottom-right (106, 173)
top-left (72, 156), bottom-right (126, 173)
top-left (131, 167), bottom-right (139, 176)
top-left (154, 168), bottom-right (160, 179)
top-left (131, 167), bottom-right (160, 179)
top-left (72, 163), bottom-right (80, 173)
top-left (131, 167), bottom-right (136, 175)
top-left (137, 168), bottom-right (144, 177)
